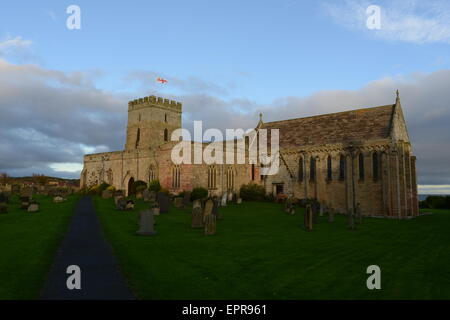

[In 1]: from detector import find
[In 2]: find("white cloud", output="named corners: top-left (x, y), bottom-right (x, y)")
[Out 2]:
top-left (49, 162), bottom-right (83, 173)
top-left (418, 185), bottom-right (450, 194)
top-left (322, 0), bottom-right (450, 44)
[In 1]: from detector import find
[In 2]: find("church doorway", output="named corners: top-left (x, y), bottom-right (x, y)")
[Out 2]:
top-left (128, 177), bottom-right (135, 196)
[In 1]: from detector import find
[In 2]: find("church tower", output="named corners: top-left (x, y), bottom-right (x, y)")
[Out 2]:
top-left (125, 95), bottom-right (182, 150)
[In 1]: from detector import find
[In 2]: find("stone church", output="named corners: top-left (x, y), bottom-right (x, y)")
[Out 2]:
top-left (80, 92), bottom-right (419, 218)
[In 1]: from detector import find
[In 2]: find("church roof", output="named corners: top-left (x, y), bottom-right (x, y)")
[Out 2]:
top-left (260, 104), bottom-right (395, 148)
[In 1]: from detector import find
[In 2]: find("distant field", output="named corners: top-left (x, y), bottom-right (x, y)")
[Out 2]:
top-left (95, 197), bottom-right (450, 299)
top-left (0, 195), bottom-right (78, 299)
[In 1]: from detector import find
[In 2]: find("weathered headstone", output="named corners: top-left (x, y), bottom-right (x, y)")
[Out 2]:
top-left (157, 192), bottom-right (170, 213)
top-left (212, 197), bottom-right (223, 220)
top-left (312, 201), bottom-right (319, 224)
top-left (174, 197), bottom-right (183, 208)
top-left (285, 197), bottom-right (295, 215)
top-left (304, 204), bottom-right (313, 231)
top-left (142, 189), bottom-right (151, 202)
top-left (126, 200), bottom-right (135, 210)
top-left (20, 196), bottom-right (30, 210)
top-left (203, 198), bottom-right (214, 222)
top-left (182, 191), bottom-right (191, 208)
top-left (204, 214), bottom-right (216, 236)
top-left (328, 209), bottom-right (335, 223)
top-left (0, 203), bottom-right (7, 214)
top-left (11, 184), bottom-right (20, 195)
top-left (136, 209), bottom-right (156, 235)
top-left (0, 192), bottom-right (8, 204)
top-left (21, 187), bottom-right (33, 198)
top-left (28, 203), bottom-right (39, 213)
top-left (237, 198), bottom-right (242, 204)
top-left (191, 200), bottom-right (203, 228)
top-left (116, 197), bottom-right (127, 211)
top-left (102, 190), bottom-right (113, 199)
top-left (356, 203), bottom-right (362, 224)
top-left (53, 196), bottom-right (66, 203)
top-left (221, 193), bottom-right (227, 207)
top-left (227, 192), bottom-right (233, 202)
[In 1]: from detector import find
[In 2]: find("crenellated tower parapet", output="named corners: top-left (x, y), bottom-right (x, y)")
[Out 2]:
top-left (128, 95), bottom-right (182, 113)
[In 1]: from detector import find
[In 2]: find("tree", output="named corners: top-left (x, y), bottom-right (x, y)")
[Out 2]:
top-left (0, 172), bottom-right (10, 185)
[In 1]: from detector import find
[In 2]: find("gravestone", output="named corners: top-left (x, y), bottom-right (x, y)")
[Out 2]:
top-left (136, 192), bottom-right (143, 200)
top-left (204, 214), bottom-right (216, 236)
top-left (102, 190), bottom-right (113, 199)
top-left (304, 204), bottom-right (313, 231)
top-left (0, 203), bottom-right (7, 214)
top-left (11, 184), bottom-right (20, 195)
top-left (53, 196), bottom-right (66, 203)
top-left (203, 199), bottom-right (214, 222)
top-left (20, 196), bottom-right (31, 210)
top-left (136, 209), bottom-right (156, 236)
top-left (191, 200), bottom-right (203, 228)
top-left (328, 209), bottom-right (335, 223)
top-left (116, 197), bottom-right (127, 211)
top-left (157, 192), bottom-right (170, 213)
top-left (212, 197), bottom-right (223, 220)
top-left (356, 203), bottom-right (362, 224)
top-left (221, 193), bottom-right (227, 207)
top-left (227, 192), bottom-right (233, 202)
top-left (174, 197), bottom-right (183, 208)
top-left (285, 197), bottom-right (295, 215)
top-left (142, 189), bottom-right (151, 202)
top-left (237, 198), bottom-right (242, 204)
top-left (149, 191), bottom-right (156, 202)
top-left (114, 190), bottom-right (125, 197)
top-left (0, 192), bottom-right (8, 204)
top-left (182, 191), bottom-right (191, 208)
top-left (312, 201), bottom-right (319, 224)
top-left (21, 187), bottom-right (33, 198)
top-left (126, 200), bottom-right (135, 210)
top-left (28, 203), bottom-right (39, 213)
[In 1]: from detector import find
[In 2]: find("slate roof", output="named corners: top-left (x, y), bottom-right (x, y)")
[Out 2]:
top-left (261, 104), bottom-right (395, 148)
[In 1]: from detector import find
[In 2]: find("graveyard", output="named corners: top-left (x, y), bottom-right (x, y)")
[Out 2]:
top-left (94, 195), bottom-right (450, 300)
top-left (0, 193), bottom-right (79, 299)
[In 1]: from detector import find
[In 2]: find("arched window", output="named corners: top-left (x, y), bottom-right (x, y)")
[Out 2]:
top-left (138, 113), bottom-right (141, 122)
top-left (251, 164), bottom-right (255, 181)
top-left (359, 153), bottom-right (365, 180)
top-left (164, 128), bottom-right (168, 142)
top-left (208, 165), bottom-right (217, 189)
top-left (172, 165), bottom-right (180, 189)
top-left (298, 156), bottom-right (304, 182)
top-left (339, 154), bottom-right (346, 180)
top-left (327, 155), bottom-right (332, 180)
top-left (135, 128), bottom-right (140, 148)
top-left (372, 152), bottom-right (379, 181)
top-left (107, 169), bottom-right (113, 185)
top-left (309, 156), bottom-right (316, 181)
top-left (148, 165), bottom-right (156, 182)
top-left (226, 166), bottom-right (235, 190)
top-left (164, 113), bottom-right (168, 123)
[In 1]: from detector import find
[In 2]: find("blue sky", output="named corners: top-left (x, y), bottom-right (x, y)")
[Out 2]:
top-left (2, 0), bottom-right (449, 100)
top-left (1, 0), bottom-right (450, 193)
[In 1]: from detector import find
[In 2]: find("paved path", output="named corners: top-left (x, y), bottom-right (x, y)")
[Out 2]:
top-left (40, 196), bottom-right (135, 300)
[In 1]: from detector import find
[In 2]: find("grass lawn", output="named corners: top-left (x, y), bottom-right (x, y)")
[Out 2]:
top-left (95, 197), bottom-right (450, 300)
top-left (0, 194), bottom-right (78, 299)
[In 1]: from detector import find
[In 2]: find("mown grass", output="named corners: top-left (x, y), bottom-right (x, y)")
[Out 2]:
top-left (95, 197), bottom-right (450, 300)
top-left (0, 194), bottom-right (78, 299)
